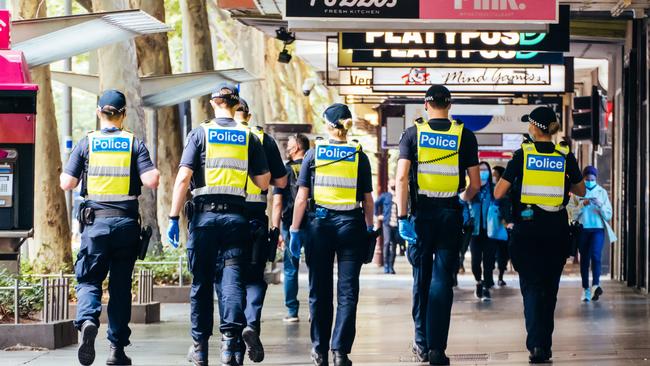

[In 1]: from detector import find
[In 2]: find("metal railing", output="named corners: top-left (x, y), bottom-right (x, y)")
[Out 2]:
top-left (135, 269), bottom-right (153, 304)
top-left (135, 256), bottom-right (187, 286)
top-left (0, 273), bottom-right (71, 325)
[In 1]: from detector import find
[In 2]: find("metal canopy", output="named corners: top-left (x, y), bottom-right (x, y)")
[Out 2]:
top-left (50, 69), bottom-right (260, 108)
top-left (11, 10), bottom-right (170, 68)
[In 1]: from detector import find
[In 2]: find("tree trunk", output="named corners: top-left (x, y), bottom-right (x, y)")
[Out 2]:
top-left (181, 0), bottom-right (214, 126)
top-left (91, 0), bottom-right (161, 247)
top-left (12, 0), bottom-right (73, 272)
top-left (130, 0), bottom-right (185, 252)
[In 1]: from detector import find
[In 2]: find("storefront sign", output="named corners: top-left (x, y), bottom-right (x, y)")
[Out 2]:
top-left (339, 6), bottom-right (568, 51)
top-left (286, 0), bottom-right (558, 23)
top-left (373, 66), bottom-right (566, 93)
top-left (338, 47), bottom-right (564, 67)
top-left (0, 10), bottom-right (10, 50)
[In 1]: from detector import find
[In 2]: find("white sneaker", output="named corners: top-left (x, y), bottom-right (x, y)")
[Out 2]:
top-left (283, 315), bottom-right (299, 323)
top-left (581, 288), bottom-right (591, 302)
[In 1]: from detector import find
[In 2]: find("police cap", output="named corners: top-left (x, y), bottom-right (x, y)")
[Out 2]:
top-left (98, 90), bottom-right (126, 112)
top-left (211, 82), bottom-right (240, 101)
top-left (323, 103), bottom-right (352, 128)
top-left (424, 85), bottom-right (451, 105)
top-left (521, 106), bottom-right (557, 133)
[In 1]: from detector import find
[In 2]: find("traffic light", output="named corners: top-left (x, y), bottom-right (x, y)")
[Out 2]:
top-left (571, 86), bottom-right (602, 146)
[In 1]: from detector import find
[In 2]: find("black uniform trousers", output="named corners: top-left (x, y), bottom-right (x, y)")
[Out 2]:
top-left (510, 208), bottom-right (569, 353)
top-left (306, 210), bottom-right (366, 357)
top-left (410, 203), bottom-right (463, 353)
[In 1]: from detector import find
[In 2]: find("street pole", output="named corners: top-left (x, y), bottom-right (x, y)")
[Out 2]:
top-left (62, 0), bottom-right (73, 228)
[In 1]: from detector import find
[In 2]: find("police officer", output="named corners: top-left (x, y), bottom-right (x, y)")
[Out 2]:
top-left (494, 107), bottom-right (585, 363)
top-left (395, 85), bottom-right (480, 365)
top-left (214, 97), bottom-right (288, 364)
top-left (272, 133), bottom-right (310, 322)
top-left (166, 84), bottom-right (270, 366)
top-left (290, 103), bottom-right (374, 366)
top-left (60, 90), bottom-right (160, 366)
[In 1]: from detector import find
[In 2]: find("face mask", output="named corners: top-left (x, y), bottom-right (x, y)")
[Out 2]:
top-left (585, 180), bottom-right (597, 190)
top-left (480, 171), bottom-right (490, 185)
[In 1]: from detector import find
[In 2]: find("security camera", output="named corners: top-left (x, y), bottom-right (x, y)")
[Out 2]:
top-left (302, 78), bottom-right (317, 96)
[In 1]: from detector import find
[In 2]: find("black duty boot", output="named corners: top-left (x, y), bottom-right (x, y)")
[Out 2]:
top-left (221, 332), bottom-right (240, 366)
top-left (242, 326), bottom-right (264, 363)
top-left (187, 340), bottom-right (208, 366)
top-left (412, 344), bottom-right (429, 362)
top-left (78, 321), bottom-right (98, 366)
top-left (428, 350), bottom-right (450, 365)
top-left (311, 348), bottom-right (327, 366)
top-left (529, 347), bottom-right (552, 364)
top-left (106, 344), bottom-right (132, 365)
top-left (332, 351), bottom-right (352, 366)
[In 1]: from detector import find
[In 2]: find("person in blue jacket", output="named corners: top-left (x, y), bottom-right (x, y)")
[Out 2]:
top-left (567, 166), bottom-right (614, 302)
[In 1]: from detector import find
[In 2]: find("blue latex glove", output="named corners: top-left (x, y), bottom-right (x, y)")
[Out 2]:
top-left (367, 225), bottom-right (375, 234)
top-left (167, 218), bottom-right (180, 248)
top-left (289, 229), bottom-right (303, 259)
top-left (399, 218), bottom-right (417, 244)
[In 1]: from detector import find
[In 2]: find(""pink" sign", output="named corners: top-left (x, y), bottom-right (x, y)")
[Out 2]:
top-left (422, 0), bottom-right (558, 23)
top-left (0, 10), bottom-right (10, 50)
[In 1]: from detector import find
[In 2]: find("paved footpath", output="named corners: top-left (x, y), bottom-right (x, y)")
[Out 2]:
top-left (2, 257), bottom-right (650, 365)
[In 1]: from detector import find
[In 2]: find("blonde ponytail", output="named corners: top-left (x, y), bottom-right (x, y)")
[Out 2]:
top-left (327, 118), bottom-right (353, 140)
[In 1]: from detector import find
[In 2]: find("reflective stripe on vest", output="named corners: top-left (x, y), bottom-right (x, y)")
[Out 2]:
top-left (521, 142), bottom-right (569, 207)
top-left (416, 120), bottom-right (463, 198)
top-left (192, 121), bottom-right (249, 198)
top-left (313, 140), bottom-right (360, 211)
top-left (87, 130), bottom-right (136, 202)
top-left (245, 127), bottom-right (266, 203)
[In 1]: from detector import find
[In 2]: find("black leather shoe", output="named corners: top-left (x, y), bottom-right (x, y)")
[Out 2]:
top-left (428, 350), bottom-right (450, 365)
top-left (187, 340), bottom-right (208, 366)
top-left (311, 349), bottom-right (327, 366)
top-left (78, 321), bottom-right (98, 366)
top-left (529, 347), bottom-right (552, 364)
top-left (221, 332), bottom-right (239, 366)
top-left (242, 326), bottom-right (264, 363)
top-left (413, 344), bottom-right (429, 362)
top-left (106, 344), bottom-right (132, 365)
top-left (332, 351), bottom-right (352, 366)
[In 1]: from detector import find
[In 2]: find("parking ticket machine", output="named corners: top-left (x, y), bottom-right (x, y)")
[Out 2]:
top-left (0, 10), bottom-right (37, 272)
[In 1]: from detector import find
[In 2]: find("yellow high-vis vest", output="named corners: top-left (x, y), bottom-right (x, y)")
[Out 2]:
top-left (521, 142), bottom-right (569, 207)
top-left (193, 120), bottom-right (249, 198)
top-left (313, 140), bottom-right (360, 211)
top-left (416, 120), bottom-right (463, 198)
top-left (245, 126), bottom-right (266, 203)
top-left (87, 130), bottom-right (136, 202)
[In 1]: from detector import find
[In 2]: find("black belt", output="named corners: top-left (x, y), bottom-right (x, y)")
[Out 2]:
top-left (195, 202), bottom-right (244, 214)
top-left (417, 197), bottom-right (461, 210)
top-left (94, 208), bottom-right (137, 219)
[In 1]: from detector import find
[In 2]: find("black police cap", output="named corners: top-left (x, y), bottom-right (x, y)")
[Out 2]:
top-left (521, 106), bottom-right (558, 132)
top-left (424, 85), bottom-right (451, 104)
top-left (98, 90), bottom-right (126, 112)
top-left (323, 103), bottom-right (352, 128)
top-left (211, 82), bottom-right (240, 101)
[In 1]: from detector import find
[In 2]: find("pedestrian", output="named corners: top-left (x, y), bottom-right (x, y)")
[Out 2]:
top-left (463, 161), bottom-right (500, 302)
top-left (567, 165), bottom-right (614, 302)
top-left (374, 178), bottom-right (400, 274)
top-left (494, 106), bottom-right (585, 364)
top-left (213, 97), bottom-right (288, 364)
top-left (396, 85), bottom-right (481, 365)
top-left (492, 165), bottom-right (513, 287)
top-left (60, 90), bottom-right (160, 366)
top-left (272, 133), bottom-right (311, 323)
top-left (289, 103), bottom-right (375, 366)
top-left (166, 83), bottom-right (271, 366)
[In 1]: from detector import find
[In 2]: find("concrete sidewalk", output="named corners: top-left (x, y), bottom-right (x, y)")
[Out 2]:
top-left (2, 257), bottom-right (649, 365)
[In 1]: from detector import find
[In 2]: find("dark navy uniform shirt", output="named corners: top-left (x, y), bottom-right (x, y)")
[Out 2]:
top-left (399, 118), bottom-right (479, 197)
top-left (246, 130), bottom-right (287, 213)
top-left (297, 140), bottom-right (373, 202)
top-left (273, 158), bottom-right (303, 226)
top-left (502, 141), bottom-right (582, 215)
top-left (64, 129), bottom-right (155, 214)
top-left (179, 118), bottom-right (269, 206)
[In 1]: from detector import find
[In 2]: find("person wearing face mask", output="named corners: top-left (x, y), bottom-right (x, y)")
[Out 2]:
top-left (495, 106), bottom-right (585, 364)
top-left (374, 178), bottom-right (400, 274)
top-left (567, 166), bottom-right (614, 302)
top-left (492, 166), bottom-right (513, 287)
top-left (272, 133), bottom-right (310, 322)
top-left (462, 162), bottom-right (503, 301)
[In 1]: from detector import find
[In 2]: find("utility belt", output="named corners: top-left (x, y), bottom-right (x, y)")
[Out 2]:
top-left (77, 202), bottom-right (152, 260)
top-left (309, 205), bottom-right (363, 220)
top-left (184, 200), bottom-right (245, 222)
top-left (417, 196), bottom-right (461, 211)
